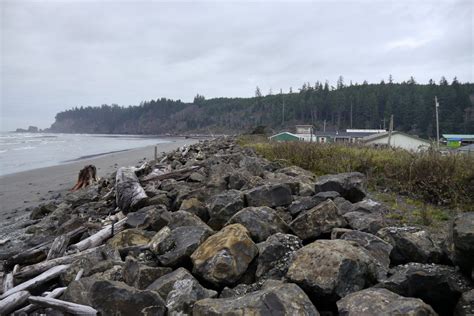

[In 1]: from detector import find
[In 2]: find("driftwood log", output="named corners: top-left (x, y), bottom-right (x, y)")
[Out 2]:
top-left (69, 217), bottom-right (127, 252)
top-left (0, 290), bottom-right (30, 315)
top-left (14, 247), bottom-right (103, 281)
top-left (28, 296), bottom-right (98, 315)
top-left (141, 165), bottom-right (201, 183)
top-left (46, 235), bottom-right (70, 260)
top-left (14, 287), bottom-right (66, 315)
top-left (1, 265), bottom-right (69, 300)
top-left (71, 165), bottom-right (98, 191)
top-left (115, 167), bottom-right (148, 212)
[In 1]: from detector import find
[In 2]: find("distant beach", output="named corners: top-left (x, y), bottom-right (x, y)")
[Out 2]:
top-left (0, 137), bottom-right (199, 217)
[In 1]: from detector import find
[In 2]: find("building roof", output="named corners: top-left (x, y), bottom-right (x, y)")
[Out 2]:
top-left (312, 131), bottom-right (379, 138)
top-left (361, 131), bottom-right (431, 144)
top-left (269, 131), bottom-right (300, 139)
top-left (442, 134), bottom-right (474, 140)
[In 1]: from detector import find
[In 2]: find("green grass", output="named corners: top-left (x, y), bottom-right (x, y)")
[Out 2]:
top-left (238, 136), bottom-right (474, 212)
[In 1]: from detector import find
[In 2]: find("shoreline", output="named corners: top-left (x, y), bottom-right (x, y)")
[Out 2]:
top-left (0, 138), bottom-right (200, 215)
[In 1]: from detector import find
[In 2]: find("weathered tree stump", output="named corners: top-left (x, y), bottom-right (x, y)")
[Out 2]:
top-left (71, 165), bottom-right (98, 191)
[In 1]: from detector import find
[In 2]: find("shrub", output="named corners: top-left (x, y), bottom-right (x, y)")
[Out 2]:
top-left (240, 137), bottom-right (474, 211)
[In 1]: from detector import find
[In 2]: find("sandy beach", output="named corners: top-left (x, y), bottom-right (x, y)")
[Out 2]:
top-left (0, 137), bottom-right (198, 215)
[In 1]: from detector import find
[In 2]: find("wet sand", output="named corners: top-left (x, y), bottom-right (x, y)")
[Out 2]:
top-left (0, 137), bottom-right (199, 215)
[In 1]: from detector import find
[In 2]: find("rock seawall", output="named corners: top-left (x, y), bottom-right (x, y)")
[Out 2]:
top-left (0, 137), bottom-right (472, 315)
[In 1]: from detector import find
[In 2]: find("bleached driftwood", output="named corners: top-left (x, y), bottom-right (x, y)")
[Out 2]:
top-left (69, 217), bottom-right (127, 252)
top-left (28, 296), bottom-right (97, 315)
top-left (0, 290), bottom-right (30, 315)
top-left (74, 269), bottom-right (84, 281)
top-left (115, 166), bottom-right (148, 212)
top-left (15, 246), bottom-right (103, 280)
top-left (14, 287), bottom-right (66, 315)
top-left (0, 265), bottom-right (69, 300)
top-left (46, 235), bottom-right (70, 260)
top-left (141, 165), bottom-right (201, 183)
top-left (3, 265), bottom-right (20, 294)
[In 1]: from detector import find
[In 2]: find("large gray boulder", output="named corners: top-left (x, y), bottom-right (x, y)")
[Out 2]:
top-left (340, 230), bottom-right (393, 273)
top-left (337, 288), bottom-right (437, 315)
top-left (191, 224), bottom-right (258, 286)
top-left (290, 200), bottom-right (347, 240)
top-left (193, 282), bottom-right (319, 316)
top-left (256, 233), bottom-right (303, 280)
top-left (124, 205), bottom-right (170, 231)
top-left (377, 226), bottom-right (443, 264)
top-left (376, 262), bottom-right (473, 316)
top-left (447, 212), bottom-right (474, 276)
top-left (151, 226), bottom-right (213, 267)
top-left (147, 268), bottom-right (199, 299)
top-left (343, 210), bottom-right (386, 234)
top-left (90, 280), bottom-right (166, 315)
top-left (227, 206), bottom-right (289, 242)
top-left (167, 210), bottom-right (212, 231)
top-left (314, 172), bottom-right (366, 203)
top-left (286, 239), bottom-right (381, 301)
top-left (244, 184), bottom-right (293, 208)
top-left (207, 190), bottom-right (245, 230)
top-left (166, 277), bottom-right (217, 315)
top-left (122, 256), bottom-right (172, 289)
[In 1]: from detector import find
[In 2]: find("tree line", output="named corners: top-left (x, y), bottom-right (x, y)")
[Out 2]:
top-left (49, 76), bottom-right (474, 137)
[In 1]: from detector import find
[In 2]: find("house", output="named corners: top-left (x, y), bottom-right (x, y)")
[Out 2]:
top-left (442, 134), bottom-right (474, 148)
top-left (270, 127), bottom-right (386, 143)
top-left (269, 132), bottom-right (303, 142)
top-left (361, 131), bottom-right (431, 151)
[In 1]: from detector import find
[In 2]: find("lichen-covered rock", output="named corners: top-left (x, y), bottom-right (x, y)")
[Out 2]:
top-left (90, 280), bottom-right (166, 315)
top-left (286, 239), bottom-right (381, 301)
top-left (337, 288), bottom-right (437, 315)
top-left (244, 184), bottom-right (293, 208)
top-left (314, 172), bottom-right (366, 203)
top-left (447, 212), bottom-right (474, 276)
top-left (153, 226), bottom-right (213, 267)
top-left (377, 226), bottom-right (443, 264)
top-left (340, 230), bottom-right (393, 273)
top-left (376, 262), bottom-right (473, 316)
top-left (207, 190), bottom-right (245, 230)
top-left (166, 278), bottom-right (218, 315)
top-left (256, 233), bottom-right (303, 280)
top-left (290, 200), bottom-right (347, 240)
top-left (124, 205), bottom-right (170, 231)
top-left (227, 206), bottom-right (289, 242)
top-left (193, 282), bottom-right (319, 316)
top-left (455, 289), bottom-right (474, 316)
top-left (106, 228), bottom-right (153, 249)
top-left (191, 224), bottom-right (258, 286)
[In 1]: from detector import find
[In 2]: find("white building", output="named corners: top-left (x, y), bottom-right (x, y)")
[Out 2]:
top-left (361, 131), bottom-right (431, 152)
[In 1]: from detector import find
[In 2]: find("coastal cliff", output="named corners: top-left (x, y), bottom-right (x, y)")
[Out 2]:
top-left (0, 138), bottom-right (472, 315)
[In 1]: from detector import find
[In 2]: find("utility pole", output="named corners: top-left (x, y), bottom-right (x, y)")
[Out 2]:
top-left (435, 96), bottom-right (440, 148)
top-left (282, 98), bottom-right (285, 126)
top-left (350, 100), bottom-right (353, 129)
top-left (387, 115), bottom-right (394, 147)
top-left (383, 118), bottom-right (386, 130)
top-left (323, 120), bottom-right (326, 132)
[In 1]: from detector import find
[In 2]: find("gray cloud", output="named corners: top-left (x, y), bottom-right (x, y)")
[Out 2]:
top-left (1, 0), bottom-right (472, 130)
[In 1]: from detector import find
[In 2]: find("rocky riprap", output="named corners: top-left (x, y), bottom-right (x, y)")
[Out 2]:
top-left (0, 137), bottom-right (472, 315)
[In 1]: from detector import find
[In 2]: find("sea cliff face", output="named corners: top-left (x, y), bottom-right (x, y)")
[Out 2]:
top-left (1, 138), bottom-right (472, 315)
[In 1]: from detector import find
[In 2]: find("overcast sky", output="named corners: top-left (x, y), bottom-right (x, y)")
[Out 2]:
top-left (1, 0), bottom-right (472, 131)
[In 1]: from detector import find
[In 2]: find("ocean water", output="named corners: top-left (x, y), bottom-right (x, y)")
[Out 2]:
top-left (0, 133), bottom-right (170, 176)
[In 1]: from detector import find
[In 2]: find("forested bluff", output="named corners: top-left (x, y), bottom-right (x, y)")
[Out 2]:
top-left (49, 78), bottom-right (474, 137)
